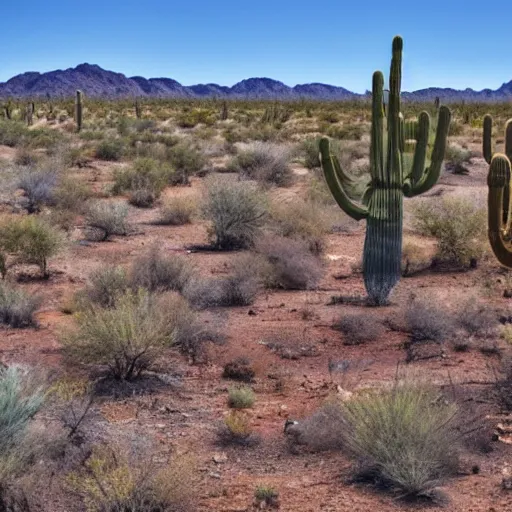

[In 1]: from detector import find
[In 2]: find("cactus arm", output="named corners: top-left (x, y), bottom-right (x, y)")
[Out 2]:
top-left (483, 114), bottom-right (493, 164)
top-left (505, 119), bottom-right (512, 161)
top-left (387, 36), bottom-right (402, 186)
top-left (319, 138), bottom-right (368, 221)
top-left (370, 71), bottom-right (384, 181)
top-left (403, 112), bottom-right (429, 192)
top-left (488, 154), bottom-right (512, 267)
top-left (404, 105), bottom-right (451, 197)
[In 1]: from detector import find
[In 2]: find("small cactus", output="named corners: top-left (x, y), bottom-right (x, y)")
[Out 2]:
top-left (220, 100), bottom-right (228, 121)
top-left (135, 97), bottom-right (141, 119)
top-left (75, 90), bottom-right (83, 132)
top-left (484, 115), bottom-right (512, 267)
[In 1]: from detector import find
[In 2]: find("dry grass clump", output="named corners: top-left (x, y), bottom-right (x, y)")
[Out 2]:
top-left (0, 216), bottom-right (65, 278)
top-left (62, 290), bottom-right (183, 380)
top-left (341, 378), bottom-right (460, 498)
top-left (255, 235), bottom-right (323, 290)
top-left (411, 196), bottom-right (486, 268)
top-left (84, 201), bottom-right (131, 241)
top-left (202, 176), bottom-right (268, 250)
top-left (157, 196), bottom-right (198, 225)
top-left (0, 283), bottom-right (41, 328)
top-left (227, 142), bottom-right (293, 187)
top-left (332, 313), bottom-right (384, 345)
top-left (227, 386), bottom-right (255, 409)
top-left (405, 295), bottom-right (455, 343)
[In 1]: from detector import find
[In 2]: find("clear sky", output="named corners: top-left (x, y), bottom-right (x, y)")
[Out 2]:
top-left (3, 0), bottom-right (512, 93)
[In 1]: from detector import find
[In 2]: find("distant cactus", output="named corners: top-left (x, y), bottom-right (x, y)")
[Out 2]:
top-left (135, 97), bottom-right (141, 119)
top-left (435, 96), bottom-right (440, 110)
top-left (3, 100), bottom-right (12, 120)
top-left (26, 102), bottom-right (34, 126)
top-left (319, 36), bottom-right (451, 305)
top-left (75, 90), bottom-right (83, 132)
top-left (220, 100), bottom-right (228, 121)
top-left (484, 115), bottom-right (512, 267)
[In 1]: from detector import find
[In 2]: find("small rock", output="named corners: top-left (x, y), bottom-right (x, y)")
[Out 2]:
top-left (502, 467), bottom-right (512, 490)
top-left (209, 472), bottom-right (221, 479)
top-left (212, 453), bottom-right (228, 464)
top-left (155, 424), bottom-right (166, 429)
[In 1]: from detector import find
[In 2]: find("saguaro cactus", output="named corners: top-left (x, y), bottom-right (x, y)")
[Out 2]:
top-left (135, 97), bottom-right (141, 119)
top-left (319, 36), bottom-right (451, 304)
top-left (75, 90), bottom-right (83, 132)
top-left (484, 115), bottom-right (512, 267)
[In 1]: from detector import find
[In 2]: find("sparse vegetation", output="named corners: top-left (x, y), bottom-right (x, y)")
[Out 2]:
top-left (0, 283), bottom-right (41, 328)
top-left (341, 379), bottom-right (459, 498)
top-left (333, 313), bottom-right (384, 345)
top-left (202, 176), bottom-right (268, 249)
top-left (63, 290), bottom-right (180, 380)
top-left (227, 385), bottom-right (255, 409)
top-left (84, 200), bottom-right (131, 241)
top-left (411, 196), bottom-right (486, 268)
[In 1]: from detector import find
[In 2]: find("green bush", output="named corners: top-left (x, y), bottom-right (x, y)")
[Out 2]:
top-left (95, 139), bottom-right (124, 161)
top-left (227, 142), bottom-right (293, 187)
top-left (166, 141), bottom-right (206, 185)
top-left (84, 201), bottom-right (131, 241)
top-left (157, 196), bottom-right (197, 225)
top-left (130, 246), bottom-right (193, 293)
top-left (341, 379), bottom-right (459, 497)
top-left (0, 216), bottom-right (64, 277)
top-left (0, 366), bottom-right (44, 452)
top-left (255, 235), bottom-right (323, 290)
top-left (80, 265), bottom-right (129, 308)
top-left (0, 121), bottom-right (27, 147)
top-left (411, 196), bottom-right (486, 267)
top-left (228, 386), bottom-right (255, 409)
top-left (63, 290), bottom-right (181, 380)
top-left (202, 176), bottom-right (268, 250)
top-left (0, 283), bottom-right (41, 328)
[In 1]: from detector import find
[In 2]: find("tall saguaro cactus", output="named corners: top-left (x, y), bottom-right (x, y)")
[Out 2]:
top-left (75, 90), bottom-right (83, 132)
top-left (319, 36), bottom-right (451, 304)
top-left (484, 115), bottom-right (512, 267)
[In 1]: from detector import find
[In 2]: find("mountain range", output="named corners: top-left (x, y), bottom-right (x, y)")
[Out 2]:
top-left (1, 63), bottom-right (511, 102)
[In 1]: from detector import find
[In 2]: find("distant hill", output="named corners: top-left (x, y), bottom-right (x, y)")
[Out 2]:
top-left (1, 63), bottom-right (511, 102)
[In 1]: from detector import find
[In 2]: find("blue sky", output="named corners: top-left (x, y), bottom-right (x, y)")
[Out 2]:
top-left (3, 1), bottom-right (512, 92)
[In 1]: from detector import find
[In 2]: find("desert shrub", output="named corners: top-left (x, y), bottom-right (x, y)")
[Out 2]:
top-left (202, 176), bottom-right (268, 250)
top-left (341, 379), bottom-right (459, 497)
top-left (80, 265), bottom-right (130, 308)
top-left (333, 313), bottom-right (384, 345)
top-left (176, 109), bottom-right (216, 128)
top-left (130, 247), bottom-right (193, 293)
top-left (444, 143), bottom-right (472, 174)
top-left (411, 196), bottom-right (486, 267)
top-left (14, 148), bottom-right (39, 167)
top-left (157, 196), bottom-right (197, 225)
top-left (166, 141), bottom-right (206, 185)
top-left (228, 386), bottom-right (255, 409)
top-left (270, 198), bottom-right (330, 254)
top-left (94, 138), bottom-right (124, 161)
top-left (254, 486), bottom-right (279, 508)
top-left (112, 157), bottom-right (174, 207)
top-left (217, 410), bottom-right (257, 446)
top-left (67, 445), bottom-right (198, 512)
top-left (497, 357), bottom-right (512, 411)
top-left (456, 300), bottom-right (497, 338)
top-left (0, 365), bottom-right (45, 452)
top-left (54, 177), bottom-right (92, 213)
top-left (0, 283), bottom-right (41, 328)
top-left (222, 358), bottom-right (255, 383)
top-left (255, 235), bottom-right (323, 290)
top-left (401, 237), bottom-right (433, 276)
top-left (0, 216), bottom-right (64, 277)
top-left (228, 142), bottom-right (293, 187)
top-left (0, 121), bottom-right (27, 147)
top-left (17, 169), bottom-right (58, 213)
top-left (184, 273), bottom-right (259, 309)
top-left (84, 201), bottom-right (130, 241)
top-left (63, 290), bottom-right (180, 380)
top-left (405, 296), bottom-right (455, 342)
